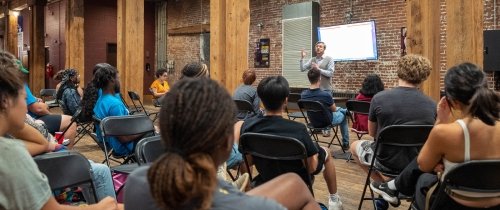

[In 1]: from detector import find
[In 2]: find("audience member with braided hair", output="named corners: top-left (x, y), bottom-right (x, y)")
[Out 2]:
top-left (370, 62), bottom-right (500, 209)
top-left (81, 63), bottom-right (146, 156)
top-left (124, 78), bottom-right (321, 210)
top-left (56, 68), bottom-right (83, 116)
top-left (0, 50), bottom-right (120, 210)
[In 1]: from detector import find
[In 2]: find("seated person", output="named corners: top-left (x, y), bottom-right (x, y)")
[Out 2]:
top-left (124, 78), bottom-right (321, 210)
top-left (10, 122), bottom-right (117, 201)
top-left (300, 68), bottom-right (350, 149)
top-left (349, 55), bottom-right (436, 209)
top-left (24, 82), bottom-right (77, 148)
top-left (56, 68), bottom-right (83, 116)
top-left (0, 50), bottom-right (119, 210)
top-left (149, 68), bottom-right (169, 103)
top-left (179, 62), bottom-right (209, 79)
top-left (81, 63), bottom-right (146, 157)
top-left (370, 63), bottom-right (500, 209)
top-left (352, 74), bottom-right (384, 133)
top-left (233, 69), bottom-right (261, 117)
top-left (235, 76), bottom-right (343, 210)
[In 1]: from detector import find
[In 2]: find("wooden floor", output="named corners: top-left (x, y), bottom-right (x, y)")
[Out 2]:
top-left (69, 106), bottom-right (411, 210)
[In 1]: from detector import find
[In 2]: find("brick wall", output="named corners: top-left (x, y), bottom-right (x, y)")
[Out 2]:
top-left (244, 0), bottom-right (499, 92)
top-left (166, 0), bottom-right (210, 81)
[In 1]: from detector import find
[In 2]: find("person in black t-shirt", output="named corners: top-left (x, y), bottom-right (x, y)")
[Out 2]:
top-left (235, 76), bottom-right (343, 210)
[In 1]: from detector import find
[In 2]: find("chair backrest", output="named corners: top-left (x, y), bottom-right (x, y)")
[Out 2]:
top-left (128, 91), bottom-right (148, 114)
top-left (135, 135), bottom-right (164, 165)
top-left (40, 88), bottom-right (56, 97)
top-left (238, 132), bottom-right (313, 191)
top-left (297, 99), bottom-right (332, 128)
top-left (346, 100), bottom-right (371, 115)
top-left (100, 114), bottom-right (155, 137)
top-left (234, 99), bottom-right (255, 120)
top-left (374, 125), bottom-right (433, 174)
top-left (431, 160), bottom-right (500, 209)
top-left (34, 151), bottom-right (98, 204)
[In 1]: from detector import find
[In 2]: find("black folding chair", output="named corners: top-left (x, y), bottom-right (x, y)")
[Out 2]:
top-left (120, 93), bottom-right (140, 114)
top-left (34, 151), bottom-right (98, 204)
top-left (234, 99), bottom-right (256, 120)
top-left (285, 93), bottom-right (306, 120)
top-left (298, 99), bottom-right (344, 151)
top-left (429, 160), bottom-right (500, 210)
top-left (346, 100), bottom-right (371, 140)
top-left (40, 88), bottom-right (59, 109)
top-left (57, 107), bottom-right (93, 146)
top-left (99, 114), bottom-right (156, 166)
top-left (128, 91), bottom-right (159, 122)
top-left (135, 135), bottom-right (164, 165)
top-left (238, 132), bottom-right (314, 195)
top-left (358, 125), bottom-right (433, 210)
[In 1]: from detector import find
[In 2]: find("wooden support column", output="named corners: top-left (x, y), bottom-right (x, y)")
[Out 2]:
top-left (117, 0), bottom-right (144, 103)
top-left (28, 0), bottom-right (46, 96)
top-left (65, 0), bottom-right (85, 83)
top-left (6, 11), bottom-right (18, 56)
top-left (406, 0), bottom-right (441, 101)
top-left (446, 0), bottom-right (483, 69)
top-left (210, 0), bottom-right (249, 93)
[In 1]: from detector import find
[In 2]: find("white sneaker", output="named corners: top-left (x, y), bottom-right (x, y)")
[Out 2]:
top-left (322, 130), bottom-right (331, 137)
top-left (328, 196), bottom-right (343, 210)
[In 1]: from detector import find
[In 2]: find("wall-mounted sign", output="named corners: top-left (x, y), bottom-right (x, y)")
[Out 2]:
top-left (254, 38), bottom-right (270, 68)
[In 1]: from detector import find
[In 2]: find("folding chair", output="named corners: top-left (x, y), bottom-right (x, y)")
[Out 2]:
top-left (346, 100), bottom-right (371, 140)
top-left (298, 99), bottom-right (344, 151)
top-left (57, 105), bottom-right (93, 146)
top-left (40, 88), bottom-right (59, 109)
top-left (120, 93), bottom-right (140, 114)
top-left (285, 93), bottom-right (306, 120)
top-left (238, 132), bottom-right (314, 195)
top-left (429, 160), bottom-right (500, 210)
top-left (135, 135), bottom-right (164, 165)
top-left (128, 91), bottom-right (159, 122)
top-left (99, 114), bottom-right (156, 166)
top-left (358, 125), bottom-right (433, 210)
top-left (34, 151), bottom-right (98, 204)
top-left (234, 99), bottom-right (256, 120)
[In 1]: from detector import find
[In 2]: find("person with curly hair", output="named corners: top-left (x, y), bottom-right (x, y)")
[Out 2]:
top-left (81, 63), bottom-right (147, 156)
top-left (351, 74), bottom-right (385, 133)
top-left (349, 55), bottom-right (437, 207)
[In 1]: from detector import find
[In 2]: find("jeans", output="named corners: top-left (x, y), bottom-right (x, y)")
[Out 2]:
top-left (89, 161), bottom-right (116, 200)
top-left (226, 143), bottom-right (243, 169)
top-left (331, 107), bottom-right (350, 146)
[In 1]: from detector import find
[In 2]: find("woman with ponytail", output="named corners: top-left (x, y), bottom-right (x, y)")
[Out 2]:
top-left (124, 78), bottom-right (321, 210)
top-left (370, 62), bottom-right (500, 209)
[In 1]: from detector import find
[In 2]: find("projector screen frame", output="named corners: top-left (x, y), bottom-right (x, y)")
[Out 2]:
top-left (317, 20), bottom-right (379, 61)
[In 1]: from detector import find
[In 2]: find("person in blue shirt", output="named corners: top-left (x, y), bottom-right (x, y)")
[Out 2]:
top-left (301, 68), bottom-right (350, 150)
top-left (81, 63), bottom-right (145, 156)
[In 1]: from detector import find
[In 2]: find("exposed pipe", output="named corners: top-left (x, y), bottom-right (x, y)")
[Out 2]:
top-left (494, 0), bottom-right (497, 29)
